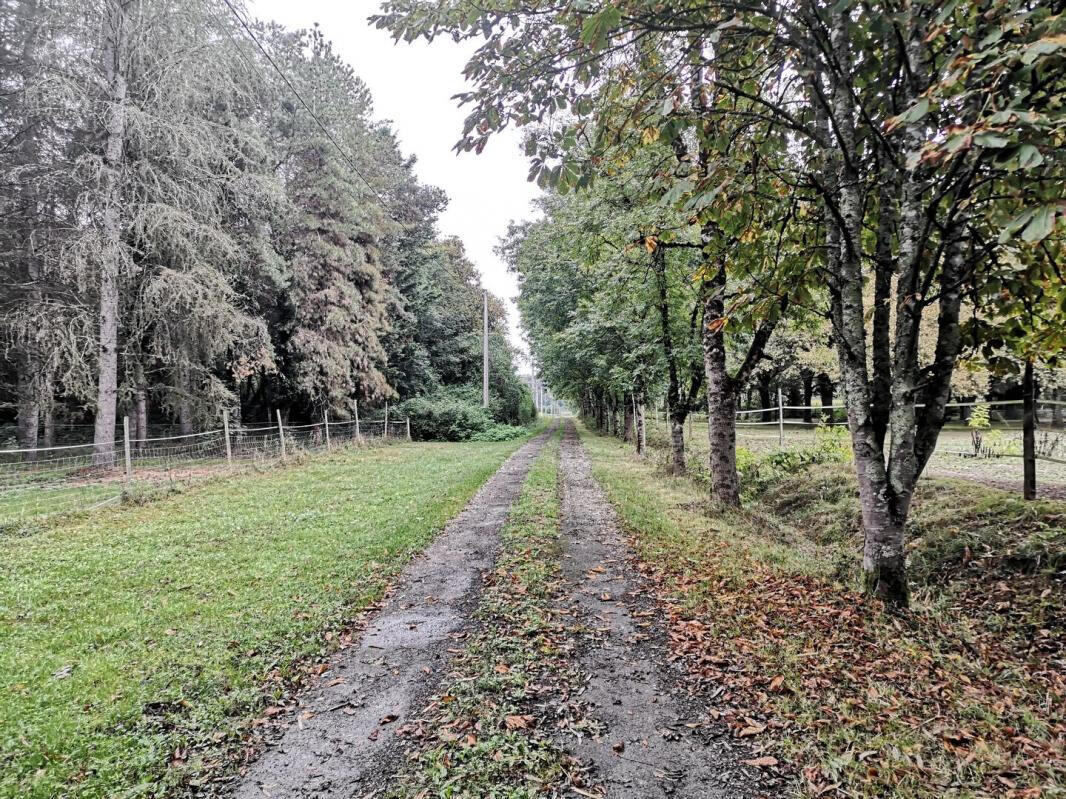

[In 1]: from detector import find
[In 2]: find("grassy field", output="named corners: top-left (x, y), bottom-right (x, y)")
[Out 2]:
top-left (0, 436), bottom-right (531, 799)
top-left (583, 426), bottom-right (1065, 798)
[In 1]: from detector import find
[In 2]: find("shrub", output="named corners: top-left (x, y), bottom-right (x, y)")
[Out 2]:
top-left (470, 424), bottom-right (527, 442)
top-left (400, 394), bottom-right (493, 441)
top-left (740, 424), bottom-right (851, 495)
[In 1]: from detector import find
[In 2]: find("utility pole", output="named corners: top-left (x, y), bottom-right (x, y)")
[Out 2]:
top-left (482, 290), bottom-right (489, 408)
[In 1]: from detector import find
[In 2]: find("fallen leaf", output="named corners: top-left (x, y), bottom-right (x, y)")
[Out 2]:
top-left (743, 755), bottom-right (778, 768)
top-left (504, 714), bottom-right (533, 730)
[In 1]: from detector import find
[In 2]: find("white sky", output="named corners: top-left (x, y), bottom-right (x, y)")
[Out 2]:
top-left (251, 0), bottom-right (540, 357)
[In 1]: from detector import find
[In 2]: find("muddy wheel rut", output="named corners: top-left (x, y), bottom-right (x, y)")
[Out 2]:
top-left (555, 423), bottom-right (769, 798)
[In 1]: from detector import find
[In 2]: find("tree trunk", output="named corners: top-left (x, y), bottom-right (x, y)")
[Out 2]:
top-left (828, 8), bottom-right (907, 606)
top-left (786, 384), bottom-right (801, 419)
top-left (92, 0), bottom-right (130, 467)
top-left (1023, 360), bottom-right (1036, 500)
top-left (13, 0), bottom-right (43, 461)
top-left (634, 393), bottom-right (646, 456)
top-left (668, 418), bottom-right (686, 474)
top-left (801, 371), bottom-right (814, 423)
top-left (16, 357), bottom-right (39, 460)
top-left (701, 266), bottom-right (741, 505)
top-left (622, 393), bottom-right (633, 443)
top-left (758, 377), bottom-right (772, 422)
top-left (134, 387), bottom-right (148, 448)
top-left (818, 374), bottom-right (834, 422)
top-left (41, 399), bottom-right (54, 449)
top-left (178, 400), bottom-right (194, 436)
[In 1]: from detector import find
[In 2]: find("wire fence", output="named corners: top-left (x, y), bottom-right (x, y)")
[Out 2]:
top-left (651, 398), bottom-right (1066, 499)
top-left (0, 415), bottom-right (411, 525)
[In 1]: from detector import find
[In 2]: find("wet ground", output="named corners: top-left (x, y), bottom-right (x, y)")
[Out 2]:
top-left (230, 421), bottom-right (772, 798)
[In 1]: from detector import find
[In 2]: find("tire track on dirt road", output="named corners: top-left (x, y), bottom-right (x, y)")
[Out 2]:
top-left (557, 421), bottom-right (772, 798)
top-left (230, 427), bottom-right (555, 798)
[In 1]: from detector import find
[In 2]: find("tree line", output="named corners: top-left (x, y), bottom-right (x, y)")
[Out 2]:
top-left (377, 0), bottom-right (1065, 605)
top-left (0, 0), bottom-right (530, 459)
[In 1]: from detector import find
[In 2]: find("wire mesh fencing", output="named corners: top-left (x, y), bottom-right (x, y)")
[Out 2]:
top-left (648, 398), bottom-right (1066, 499)
top-left (0, 415), bottom-right (412, 525)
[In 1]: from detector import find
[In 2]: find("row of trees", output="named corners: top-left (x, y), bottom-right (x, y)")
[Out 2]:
top-left (0, 0), bottom-right (529, 457)
top-left (378, 0), bottom-right (1065, 605)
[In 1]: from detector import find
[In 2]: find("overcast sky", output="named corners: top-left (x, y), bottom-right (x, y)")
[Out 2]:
top-left (251, 0), bottom-right (540, 358)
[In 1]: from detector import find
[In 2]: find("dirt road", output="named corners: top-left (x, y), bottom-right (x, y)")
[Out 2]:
top-left (230, 421), bottom-right (773, 797)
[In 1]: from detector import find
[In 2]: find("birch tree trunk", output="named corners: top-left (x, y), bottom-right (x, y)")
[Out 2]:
top-left (92, 0), bottom-right (131, 467)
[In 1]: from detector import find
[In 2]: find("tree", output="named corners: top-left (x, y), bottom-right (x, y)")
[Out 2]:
top-left (376, 0), bottom-right (1065, 604)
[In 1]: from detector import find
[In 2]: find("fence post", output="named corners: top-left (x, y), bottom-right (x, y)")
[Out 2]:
top-left (1023, 360), bottom-right (1036, 500)
top-left (223, 409), bottom-right (232, 464)
top-left (406, 417), bottom-right (411, 440)
top-left (777, 387), bottom-right (785, 448)
top-left (276, 409), bottom-right (286, 458)
top-left (354, 398), bottom-right (360, 440)
top-left (324, 409), bottom-right (331, 450)
top-left (123, 416), bottom-right (132, 484)
top-left (385, 401), bottom-right (389, 439)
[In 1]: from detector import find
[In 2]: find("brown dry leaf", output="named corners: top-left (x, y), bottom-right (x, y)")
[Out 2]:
top-left (380, 713), bottom-right (398, 725)
top-left (494, 664), bottom-right (511, 674)
top-left (504, 714), bottom-right (533, 730)
top-left (742, 755), bottom-right (778, 768)
top-left (738, 722), bottom-right (767, 737)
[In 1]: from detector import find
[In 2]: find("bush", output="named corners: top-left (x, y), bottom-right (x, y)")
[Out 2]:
top-left (400, 394), bottom-right (493, 441)
top-left (739, 424), bottom-right (851, 495)
top-left (470, 424), bottom-right (527, 442)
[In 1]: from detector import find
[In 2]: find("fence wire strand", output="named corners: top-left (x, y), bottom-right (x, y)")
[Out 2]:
top-left (0, 417), bottom-right (410, 525)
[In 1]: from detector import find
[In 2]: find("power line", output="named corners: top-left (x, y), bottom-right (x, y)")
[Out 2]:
top-left (217, 0), bottom-right (393, 214)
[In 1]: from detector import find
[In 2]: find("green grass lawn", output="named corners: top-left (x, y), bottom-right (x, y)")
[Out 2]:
top-left (0, 437), bottom-right (530, 799)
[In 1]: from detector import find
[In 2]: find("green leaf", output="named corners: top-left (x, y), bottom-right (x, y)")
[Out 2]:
top-left (934, 0), bottom-right (960, 24)
top-left (973, 132), bottom-right (1009, 148)
top-left (1015, 144), bottom-right (1044, 170)
top-left (580, 6), bottom-right (621, 51)
top-left (998, 209), bottom-right (1034, 244)
top-left (1020, 206), bottom-right (1056, 244)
